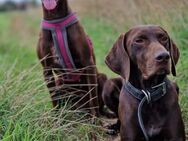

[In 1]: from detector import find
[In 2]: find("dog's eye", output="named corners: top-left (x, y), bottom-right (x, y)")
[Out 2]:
top-left (158, 34), bottom-right (168, 42)
top-left (135, 38), bottom-right (145, 44)
top-left (135, 35), bottom-right (147, 44)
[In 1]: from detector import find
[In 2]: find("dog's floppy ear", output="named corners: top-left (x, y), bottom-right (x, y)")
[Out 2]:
top-left (159, 26), bottom-right (180, 77)
top-left (105, 33), bottom-right (130, 81)
top-left (169, 39), bottom-right (180, 76)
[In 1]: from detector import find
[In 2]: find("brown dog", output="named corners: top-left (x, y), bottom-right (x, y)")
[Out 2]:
top-left (105, 25), bottom-right (185, 140)
top-left (37, 0), bottom-right (105, 116)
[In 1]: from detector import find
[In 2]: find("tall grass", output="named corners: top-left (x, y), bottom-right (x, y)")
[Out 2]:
top-left (0, 10), bottom-right (114, 141)
top-left (0, 0), bottom-right (188, 140)
top-left (0, 63), bottom-right (105, 141)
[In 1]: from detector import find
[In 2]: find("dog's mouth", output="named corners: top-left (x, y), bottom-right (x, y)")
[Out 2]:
top-left (156, 62), bottom-right (170, 74)
top-left (42, 0), bottom-right (59, 10)
top-left (142, 63), bottom-right (170, 80)
top-left (156, 68), bottom-right (170, 75)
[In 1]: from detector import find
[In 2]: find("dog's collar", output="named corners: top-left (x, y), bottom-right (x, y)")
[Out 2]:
top-left (124, 80), bottom-right (167, 103)
top-left (41, 12), bottom-right (77, 25)
top-left (124, 80), bottom-right (167, 141)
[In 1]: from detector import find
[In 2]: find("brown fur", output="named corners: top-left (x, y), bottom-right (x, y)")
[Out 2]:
top-left (104, 25), bottom-right (185, 140)
top-left (37, 0), bottom-right (106, 116)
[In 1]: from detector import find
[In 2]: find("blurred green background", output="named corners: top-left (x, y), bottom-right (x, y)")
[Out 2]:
top-left (0, 0), bottom-right (188, 140)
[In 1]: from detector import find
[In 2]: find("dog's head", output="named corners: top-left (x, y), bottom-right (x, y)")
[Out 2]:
top-left (105, 25), bottom-right (179, 81)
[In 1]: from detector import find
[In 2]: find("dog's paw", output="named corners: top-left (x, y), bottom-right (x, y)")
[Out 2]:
top-left (102, 124), bottom-right (118, 135)
top-left (104, 121), bottom-right (120, 135)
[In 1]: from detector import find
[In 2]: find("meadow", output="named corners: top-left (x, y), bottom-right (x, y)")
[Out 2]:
top-left (0, 0), bottom-right (188, 140)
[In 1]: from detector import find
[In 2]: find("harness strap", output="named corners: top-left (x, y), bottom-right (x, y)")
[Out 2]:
top-left (138, 97), bottom-right (149, 141)
top-left (41, 13), bottom-right (93, 82)
top-left (42, 13), bottom-right (78, 69)
top-left (124, 81), bottom-right (167, 141)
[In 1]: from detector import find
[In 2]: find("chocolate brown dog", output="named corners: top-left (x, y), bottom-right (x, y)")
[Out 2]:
top-left (37, 0), bottom-right (104, 116)
top-left (105, 25), bottom-right (185, 140)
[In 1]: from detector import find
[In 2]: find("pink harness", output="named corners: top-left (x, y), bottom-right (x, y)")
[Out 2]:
top-left (41, 13), bottom-right (93, 82)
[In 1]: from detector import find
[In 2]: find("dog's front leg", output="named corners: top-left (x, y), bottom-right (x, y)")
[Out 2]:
top-left (40, 55), bottom-right (63, 109)
top-left (86, 65), bottom-right (99, 117)
top-left (164, 118), bottom-right (185, 141)
top-left (43, 66), bottom-right (61, 108)
top-left (37, 40), bottom-right (62, 108)
top-left (119, 98), bottom-right (142, 141)
top-left (120, 125), bottom-right (141, 141)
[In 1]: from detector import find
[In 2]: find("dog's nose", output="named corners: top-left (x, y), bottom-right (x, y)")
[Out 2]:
top-left (155, 52), bottom-right (170, 62)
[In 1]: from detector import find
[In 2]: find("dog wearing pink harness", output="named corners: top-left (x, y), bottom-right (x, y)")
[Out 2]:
top-left (41, 13), bottom-right (93, 82)
top-left (37, 0), bottom-right (100, 116)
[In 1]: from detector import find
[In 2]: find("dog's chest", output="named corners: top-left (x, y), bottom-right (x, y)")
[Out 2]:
top-left (51, 47), bottom-right (60, 64)
top-left (143, 103), bottom-right (167, 137)
top-left (51, 45), bottom-right (81, 68)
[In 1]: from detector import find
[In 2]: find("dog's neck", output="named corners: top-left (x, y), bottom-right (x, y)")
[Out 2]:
top-left (42, 0), bottom-right (71, 20)
top-left (129, 62), bottom-right (166, 90)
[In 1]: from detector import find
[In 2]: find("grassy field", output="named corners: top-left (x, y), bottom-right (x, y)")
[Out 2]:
top-left (0, 0), bottom-right (188, 140)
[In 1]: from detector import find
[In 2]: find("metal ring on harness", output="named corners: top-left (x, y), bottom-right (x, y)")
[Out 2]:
top-left (141, 90), bottom-right (151, 103)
